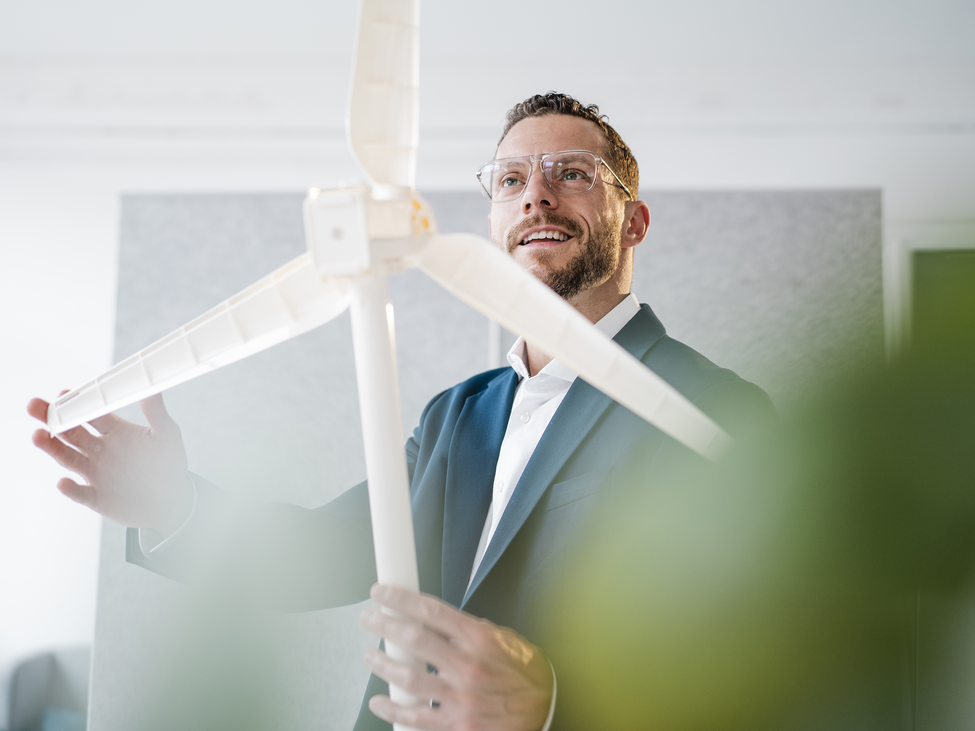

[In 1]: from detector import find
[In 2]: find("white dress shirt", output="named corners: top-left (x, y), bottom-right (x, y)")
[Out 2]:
top-left (467, 293), bottom-right (640, 588)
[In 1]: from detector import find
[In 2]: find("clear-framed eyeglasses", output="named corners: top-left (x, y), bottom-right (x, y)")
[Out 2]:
top-left (476, 150), bottom-right (633, 203)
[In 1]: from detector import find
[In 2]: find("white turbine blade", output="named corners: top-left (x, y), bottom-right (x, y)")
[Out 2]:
top-left (347, 0), bottom-right (419, 191)
top-left (47, 254), bottom-right (350, 435)
top-left (415, 234), bottom-right (733, 461)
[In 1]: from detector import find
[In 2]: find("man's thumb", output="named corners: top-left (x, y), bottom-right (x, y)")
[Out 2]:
top-left (140, 393), bottom-right (177, 434)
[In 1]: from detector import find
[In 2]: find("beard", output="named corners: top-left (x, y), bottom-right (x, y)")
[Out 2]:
top-left (501, 212), bottom-right (621, 301)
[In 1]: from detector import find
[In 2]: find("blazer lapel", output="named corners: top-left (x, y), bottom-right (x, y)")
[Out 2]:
top-left (462, 305), bottom-right (666, 605)
top-left (441, 369), bottom-right (518, 607)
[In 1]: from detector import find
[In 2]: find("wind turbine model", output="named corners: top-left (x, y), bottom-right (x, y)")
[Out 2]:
top-left (45, 0), bottom-right (731, 722)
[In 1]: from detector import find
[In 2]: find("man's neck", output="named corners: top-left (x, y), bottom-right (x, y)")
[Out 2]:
top-left (523, 291), bottom-right (630, 377)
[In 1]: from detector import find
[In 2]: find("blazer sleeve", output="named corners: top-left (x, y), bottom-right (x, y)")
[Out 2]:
top-left (125, 431), bottom-right (425, 613)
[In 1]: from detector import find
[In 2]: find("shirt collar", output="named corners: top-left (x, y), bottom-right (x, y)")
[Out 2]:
top-left (506, 293), bottom-right (641, 381)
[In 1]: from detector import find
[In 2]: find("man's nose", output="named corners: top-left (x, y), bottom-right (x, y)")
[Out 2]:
top-left (521, 165), bottom-right (557, 213)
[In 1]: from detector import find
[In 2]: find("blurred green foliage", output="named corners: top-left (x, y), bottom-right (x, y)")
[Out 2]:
top-left (559, 288), bottom-right (975, 729)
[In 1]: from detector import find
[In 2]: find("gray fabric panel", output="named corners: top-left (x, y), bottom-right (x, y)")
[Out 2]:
top-left (92, 194), bottom-right (369, 731)
top-left (89, 189), bottom-right (882, 730)
top-left (634, 190), bottom-right (884, 411)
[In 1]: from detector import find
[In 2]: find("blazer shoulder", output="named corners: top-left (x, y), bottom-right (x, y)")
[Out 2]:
top-left (645, 335), bottom-right (743, 393)
top-left (646, 335), bottom-right (776, 436)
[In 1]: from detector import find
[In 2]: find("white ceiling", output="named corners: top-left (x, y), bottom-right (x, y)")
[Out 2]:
top-left (5, 0), bottom-right (974, 60)
top-left (3, 0), bottom-right (973, 197)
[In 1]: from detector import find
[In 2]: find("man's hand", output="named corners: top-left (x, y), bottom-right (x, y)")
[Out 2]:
top-left (359, 584), bottom-right (554, 731)
top-left (27, 393), bottom-right (193, 536)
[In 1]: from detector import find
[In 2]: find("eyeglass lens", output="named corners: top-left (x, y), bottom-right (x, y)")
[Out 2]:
top-left (483, 152), bottom-right (599, 201)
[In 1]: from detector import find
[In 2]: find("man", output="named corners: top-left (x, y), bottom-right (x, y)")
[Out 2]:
top-left (29, 92), bottom-right (773, 730)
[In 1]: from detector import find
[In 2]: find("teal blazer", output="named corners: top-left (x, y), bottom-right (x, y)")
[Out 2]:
top-left (127, 304), bottom-right (774, 731)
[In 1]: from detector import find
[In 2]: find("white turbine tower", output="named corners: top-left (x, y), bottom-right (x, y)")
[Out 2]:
top-left (44, 0), bottom-right (731, 724)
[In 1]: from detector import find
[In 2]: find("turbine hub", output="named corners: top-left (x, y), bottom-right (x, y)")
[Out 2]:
top-left (303, 185), bottom-right (438, 278)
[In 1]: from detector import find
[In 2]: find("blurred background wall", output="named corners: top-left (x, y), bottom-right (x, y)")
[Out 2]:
top-left (2, 0), bottom-right (973, 726)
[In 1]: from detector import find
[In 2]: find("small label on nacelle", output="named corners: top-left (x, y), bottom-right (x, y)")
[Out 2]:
top-left (303, 186), bottom-right (371, 277)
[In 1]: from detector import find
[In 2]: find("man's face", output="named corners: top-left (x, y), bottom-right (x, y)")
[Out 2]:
top-left (488, 114), bottom-right (627, 302)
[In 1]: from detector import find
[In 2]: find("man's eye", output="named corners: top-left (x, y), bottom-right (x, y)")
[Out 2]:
top-left (500, 175), bottom-right (523, 187)
top-left (559, 169), bottom-right (588, 182)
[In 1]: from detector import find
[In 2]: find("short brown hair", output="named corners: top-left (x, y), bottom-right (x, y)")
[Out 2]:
top-left (499, 92), bottom-right (639, 200)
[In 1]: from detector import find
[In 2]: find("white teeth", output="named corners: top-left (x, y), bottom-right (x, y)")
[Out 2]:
top-left (521, 230), bottom-right (569, 244)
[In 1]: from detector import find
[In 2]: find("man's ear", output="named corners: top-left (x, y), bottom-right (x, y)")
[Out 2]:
top-left (621, 200), bottom-right (650, 249)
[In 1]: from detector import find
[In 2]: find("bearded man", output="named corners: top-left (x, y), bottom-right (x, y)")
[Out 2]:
top-left (29, 92), bottom-right (774, 731)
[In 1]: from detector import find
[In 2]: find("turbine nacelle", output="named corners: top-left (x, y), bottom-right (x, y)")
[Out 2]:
top-left (303, 184), bottom-right (437, 279)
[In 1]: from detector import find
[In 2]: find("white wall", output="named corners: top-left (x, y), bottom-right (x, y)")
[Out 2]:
top-left (2, 0), bottom-right (973, 705)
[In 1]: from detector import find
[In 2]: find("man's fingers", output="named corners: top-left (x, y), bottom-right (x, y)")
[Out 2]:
top-left (57, 477), bottom-right (96, 509)
top-left (363, 648), bottom-right (447, 702)
top-left (58, 425), bottom-right (99, 454)
top-left (370, 584), bottom-right (471, 641)
top-left (363, 586), bottom-right (555, 731)
top-left (140, 393), bottom-right (178, 436)
top-left (32, 429), bottom-right (90, 475)
top-left (87, 411), bottom-right (120, 436)
top-left (367, 695), bottom-right (446, 731)
top-left (360, 606), bottom-right (456, 671)
top-left (28, 394), bottom-right (119, 437)
top-left (26, 398), bottom-right (50, 424)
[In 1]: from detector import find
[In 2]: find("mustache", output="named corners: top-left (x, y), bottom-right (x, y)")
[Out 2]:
top-left (506, 214), bottom-right (583, 252)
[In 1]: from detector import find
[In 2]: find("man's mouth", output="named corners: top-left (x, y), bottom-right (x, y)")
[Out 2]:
top-left (505, 215), bottom-right (581, 252)
top-left (520, 229), bottom-right (571, 245)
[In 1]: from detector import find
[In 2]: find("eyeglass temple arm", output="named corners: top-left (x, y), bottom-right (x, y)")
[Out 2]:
top-left (600, 159), bottom-right (633, 201)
